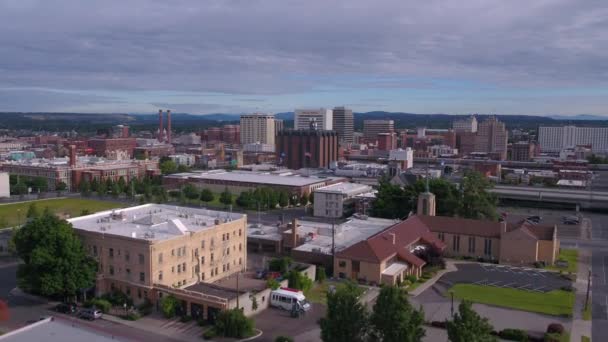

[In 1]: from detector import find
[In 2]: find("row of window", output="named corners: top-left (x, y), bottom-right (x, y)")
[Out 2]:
top-left (106, 265), bottom-right (145, 282)
top-left (93, 246), bottom-right (145, 265)
top-left (440, 234), bottom-right (493, 256)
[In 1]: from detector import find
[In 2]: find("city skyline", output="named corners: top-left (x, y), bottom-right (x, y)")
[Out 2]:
top-left (1, 1), bottom-right (607, 115)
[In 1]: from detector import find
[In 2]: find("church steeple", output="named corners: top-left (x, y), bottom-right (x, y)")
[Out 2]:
top-left (417, 172), bottom-right (436, 216)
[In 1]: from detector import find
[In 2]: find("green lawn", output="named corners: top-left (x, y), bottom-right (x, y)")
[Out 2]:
top-left (581, 336), bottom-right (590, 342)
top-left (0, 198), bottom-right (125, 228)
top-left (583, 304), bottom-right (592, 321)
top-left (546, 249), bottom-right (578, 274)
top-left (449, 284), bottom-right (575, 317)
top-left (305, 281), bottom-right (340, 306)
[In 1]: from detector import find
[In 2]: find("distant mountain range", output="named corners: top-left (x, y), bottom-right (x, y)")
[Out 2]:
top-left (0, 111), bottom-right (606, 133)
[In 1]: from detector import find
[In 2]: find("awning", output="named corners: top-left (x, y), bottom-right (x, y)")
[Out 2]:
top-left (382, 262), bottom-right (408, 277)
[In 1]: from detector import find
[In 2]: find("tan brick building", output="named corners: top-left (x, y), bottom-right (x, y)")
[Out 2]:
top-left (69, 204), bottom-right (248, 319)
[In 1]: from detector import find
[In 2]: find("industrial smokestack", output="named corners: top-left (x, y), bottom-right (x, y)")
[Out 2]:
top-left (69, 145), bottom-right (77, 167)
top-left (166, 110), bottom-right (172, 143)
top-left (158, 109), bottom-right (164, 142)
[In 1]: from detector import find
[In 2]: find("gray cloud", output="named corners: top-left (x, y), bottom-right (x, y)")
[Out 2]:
top-left (0, 0), bottom-right (607, 112)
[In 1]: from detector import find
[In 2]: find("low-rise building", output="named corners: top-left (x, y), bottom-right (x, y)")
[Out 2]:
top-left (313, 182), bottom-right (374, 218)
top-left (69, 204), bottom-right (250, 320)
top-left (0, 172), bottom-right (9, 198)
top-left (169, 154), bottom-right (197, 167)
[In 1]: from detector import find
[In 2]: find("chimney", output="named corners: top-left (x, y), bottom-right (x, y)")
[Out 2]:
top-left (158, 109), bottom-right (164, 142)
top-left (389, 232), bottom-right (396, 245)
top-left (291, 218), bottom-right (298, 248)
top-left (166, 110), bottom-right (172, 144)
top-left (500, 221), bottom-right (507, 235)
top-left (69, 145), bottom-right (77, 167)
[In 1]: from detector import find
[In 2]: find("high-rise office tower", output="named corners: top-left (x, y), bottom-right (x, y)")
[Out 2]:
top-left (239, 113), bottom-right (276, 145)
top-left (453, 115), bottom-right (478, 133)
top-left (276, 120), bottom-right (338, 169)
top-left (274, 119), bottom-right (284, 134)
top-left (332, 106), bottom-right (354, 144)
top-left (294, 108), bottom-right (333, 130)
top-left (475, 117), bottom-right (508, 160)
top-left (538, 126), bottom-right (608, 153)
top-left (363, 120), bottom-right (394, 141)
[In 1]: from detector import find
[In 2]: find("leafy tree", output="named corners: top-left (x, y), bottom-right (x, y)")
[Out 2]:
top-left (12, 182), bottom-right (28, 196)
top-left (200, 188), bottom-right (214, 203)
top-left (371, 180), bottom-right (412, 219)
top-left (160, 295), bottom-right (180, 318)
top-left (371, 286), bottom-right (425, 342)
top-left (111, 183), bottom-right (121, 198)
top-left (79, 179), bottom-right (91, 197)
top-left (300, 193), bottom-right (309, 206)
top-left (409, 178), bottom-right (460, 216)
top-left (250, 295), bottom-right (258, 311)
top-left (97, 181), bottom-right (107, 198)
top-left (177, 164), bottom-right (190, 173)
top-left (457, 171), bottom-right (499, 221)
top-left (219, 188), bottom-right (233, 207)
top-left (160, 160), bottom-right (178, 175)
top-left (266, 278), bottom-right (280, 290)
top-left (447, 300), bottom-right (497, 342)
top-left (278, 192), bottom-right (290, 208)
top-left (117, 177), bottom-right (126, 193)
top-left (55, 181), bottom-right (67, 194)
top-left (26, 203), bottom-right (39, 219)
top-left (13, 212), bottom-right (96, 299)
top-left (588, 154), bottom-right (608, 164)
top-left (317, 266), bottom-right (327, 283)
top-left (275, 337), bottom-right (294, 342)
top-left (320, 282), bottom-right (369, 342)
top-left (287, 270), bottom-right (313, 292)
top-left (28, 177), bottom-right (48, 193)
top-left (90, 178), bottom-right (99, 193)
top-left (182, 183), bottom-right (200, 200)
top-left (214, 308), bottom-right (254, 338)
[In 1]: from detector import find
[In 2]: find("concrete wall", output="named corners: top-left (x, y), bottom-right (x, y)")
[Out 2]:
top-left (334, 257), bottom-right (381, 284)
top-left (0, 172), bottom-right (9, 198)
top-left (437, 232), bottom-right (500, 261)
top-left (537, 240), bottom-right (559, 264)
top-left (499, 229), bottom-right (538, 265)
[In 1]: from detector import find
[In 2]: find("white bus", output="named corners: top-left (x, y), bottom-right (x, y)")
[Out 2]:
top-left (270, 288), bottom-right (311, 312)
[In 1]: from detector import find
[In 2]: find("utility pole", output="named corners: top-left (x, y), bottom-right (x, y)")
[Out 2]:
top-left (450, 292), bottom-right (454, 317)
top-left (584, 267), bottom-right (591, 311)
top-left (236, 271), bottom-right (240, 310)
top-left (332, 217), bottom-right (336, 272)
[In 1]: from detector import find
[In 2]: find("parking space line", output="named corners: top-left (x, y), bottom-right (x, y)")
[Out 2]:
top-left (517, 284), bottom-right (531, 290)
top-left (532, 286), bottom-right (545, 292)
top-left (501, 282), bottom-right (516, 288)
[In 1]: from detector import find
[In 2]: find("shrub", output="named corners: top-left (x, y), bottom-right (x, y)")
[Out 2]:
top-left (214, 308), bottom-right (254, 338)
top-left (84, 298), bottom-right (111, 313)
top-left (267, 278), bottom-right (280, 290)
top-left (138, 298), bottom-right (153, 316)
top-left (499, 328), bottom-right (528, 341)
top-left (202, 328), bottom-right (216, 340)
top-left (160, 295), bottom-right (180, 318)
top-left (102, 290), bottom-right (133, 307)
top-left (546, 323), bottom-right (565, 335)
top-left (544, 333), bottom-right (563, 342)
top-left (179, 315), bottom-right (193, 323)
top-left (275, 336), bottom-right (294, 342)
top-left (287, 270), bottom-right (313, 292)
top-left (269, 257), bottom-right (292, 273)
top-left (316, 266), bottom-right (327, 284)
top-left (406, 275), bottom-right (417, 283)
top-left (430, 321), bottom-right (447, 329)
top-left (120, 312), bottom-right (141, 321)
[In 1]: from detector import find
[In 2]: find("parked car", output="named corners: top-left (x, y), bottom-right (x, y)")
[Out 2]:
top-left (526, 215), bottom-right (542, 223)
top-left (78, 308), bottom-right (102, 320)
top-left (54, 303), bottom-right (77, 314)
top-left (563, 220), bottom-right (579, 225)
top-left (562, 216), bottom-right (580, 224)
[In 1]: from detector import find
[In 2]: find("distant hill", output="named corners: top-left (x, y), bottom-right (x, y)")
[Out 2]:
top-left (0, 111), bottom-right (606, 133)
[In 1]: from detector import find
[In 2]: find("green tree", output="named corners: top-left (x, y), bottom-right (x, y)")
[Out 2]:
top-left (219, 188), bottom-right (233, 207)
top-left (320, 282), bottom-right (369, 342)
top-left (287, 270), bottom-right (313, 292)
top-left (117, 177), bottom-right (126, 193)
top-left (371, 180), bottom-right (412, 219)
top-left (371, 286), bottom-right (425, 342)
top-left (177, 164), bottom-right (190, 173)
top-left (457, 171), bottom-right (499, 221)
top-left (278, 192), bottom-right (290, 208)
top-left (275, 337), bottom-right (294, 342)
top-left (13, 212), bottom-right (96, 299)
top-left (79, 179), bottom-right (91, 197)
top-left (409, 178), bottom-right (460, 216)
top-left (317, 266), bottom-right (327, 284)
top-left (214, 308), bottom-right (254, 338)
top-left (55, 181), bottom-right (67, 194)
top-left (12, 182), bottom-right (28, 196)
top-left (160, 160), bottom-right (178, 175)
top-left (97, 181), bottom-right (107, 198)
top-left (200, 188), bottom-right (214, 203)
top-left (300, 193), bottom-right (309, 206)
top-left (111, 183), bottom-right (121, 199)
top-left (160, 295), bottom-right (180, 318)
top-left (28, 177), bottom-right (48, 193)
top-left (26, 203), bottom-right (39, 219)
top-left (447, 300), bottom-right (497, 342)
top-left (182, 184), bottom-right (200, 200)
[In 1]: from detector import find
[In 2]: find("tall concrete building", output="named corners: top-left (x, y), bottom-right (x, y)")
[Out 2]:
top-left (363, 120), bottom-right (394, 141)
top-left (274, 119), bottom-right (284, 134)
top-left (239, 113), bottom-right (276, 146)
top-left (475, 117), bottom-right (508, 160)
top-left (332, 106), bottom-right (354, 144)
top-left (294, 108), bottom-right (333, 131)
top-left (538, 126), bottom-right (608, 154)
top-left (453, 116), bottom-right (478, 133)
top-left (276, 121), bottom-right (339, 170)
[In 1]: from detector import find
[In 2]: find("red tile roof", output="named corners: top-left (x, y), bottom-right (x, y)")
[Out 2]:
top-left (336, 215), bottom-right (446, 263)
top-left (417, 215), bottom-right (505, 238)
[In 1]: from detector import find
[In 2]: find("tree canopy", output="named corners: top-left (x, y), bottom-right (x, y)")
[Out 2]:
top-left (447, 300), bottom-right (497, 342)
top-left (320, 282), bottom-right (368, 342)
top-left (159, 159), bottom-right (178, 175)
top-left (200, 188), bottom-right (214, 203)
top-left (13, 211), bottom-right (97, 299)
top-left (219, 188), bottom-right (234, 207)
top-left (371, 286), bottom-right (425, 342)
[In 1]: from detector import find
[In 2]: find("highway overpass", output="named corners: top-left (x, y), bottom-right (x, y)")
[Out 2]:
top-left (490, 185), bottom-right (608, 210)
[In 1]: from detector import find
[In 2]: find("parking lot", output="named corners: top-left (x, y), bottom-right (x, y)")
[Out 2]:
top-left (441, 263), bottom-right (571, 293)
top-left (500, 206), bottom-right (590, 240)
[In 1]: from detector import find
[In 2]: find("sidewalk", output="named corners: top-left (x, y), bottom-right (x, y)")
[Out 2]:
top-left (570, 249), bottom-right (592, 342)
top-left (408, 260), bottom-right (458, 297)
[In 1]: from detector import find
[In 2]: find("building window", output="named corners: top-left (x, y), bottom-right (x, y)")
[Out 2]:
top-left (484, 239), bottom-right (493, 256)
top-left (171, 249), bottom-right (175, 256)
top-left (138, 254), bottom-right (144, 265)
top-left (452, 235), bottom-right (460, 252)
top-left (194, 248), bottom-right (199, 257)
top-left (468, 237), bottom-right (476, 254)
top-left (125, 251), bottom-right (130, 262)
top-left (239, 243), bottom-right (242, 251)
top-left (109, 248), bottom-right (114, 258)
top-left (226, 248), bottom-right (230, 255)
top-left (126, 268), bottom-right (131, 278)
top-left (202, 272), bottom-right (205, 280)
top-left (211, 253), bottom-right (214, 262)
top-left (182, 262), bottom-right (186, 271)
top-left (223, 265), bottom-right (226, 272)
top-left (158, 253), bottom-right (163, 263)
top-left (201, 240), bottom-right (205, 249)
top-left (159, 271), bottom-right (163, 281)
top-left (239, 229), bottom-right (242, 237)
top-left (239, 258), bottom-right (242, 265)
top-left (338, 261), bottom-right (346, 268)
top-left (139, 272), bottom-right (145, 282)
top-left (352, 260), bottom-right (360, 272)
top-left (438, 232), bottom-right (445, 241)
top-left (126, 287), bottom-right (131, 296)
top-left (201, 256), bottom-right (205, 265)
top-left (215, 267), bottom-right (218, 275)
top-left (93, 246), bottom-right (97, 256)
top-left (177, 264), bottom-right (181, 273)
top-left (109, 266), bottom-right (114, 275)
top-left (171, 266), bottom-right (175, 273)
top-left (138, 289), bottom-right (142, 299)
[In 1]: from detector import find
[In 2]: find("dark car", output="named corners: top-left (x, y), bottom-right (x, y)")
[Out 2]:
top-left (526, 215), bottom-right (542, 223)
top-left (54, 303), bottom-right (77, 314)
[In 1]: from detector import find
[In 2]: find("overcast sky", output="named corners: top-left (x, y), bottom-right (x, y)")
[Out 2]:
top-left (1, 0), bottom-right (607, 115)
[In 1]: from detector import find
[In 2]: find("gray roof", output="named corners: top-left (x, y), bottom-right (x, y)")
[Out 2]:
top-left (0, 317), bottom-right (119, 342)
top-left (165, 170), bottom-right (343, 187)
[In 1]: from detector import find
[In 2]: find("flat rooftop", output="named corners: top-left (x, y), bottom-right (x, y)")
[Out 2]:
top-left (69, 204), bottom-right (244, 241)
top-left (0, 317), bottom-right (118, 342)
top-left (166, 170), bottom-right (343, 187)
top-left (250, 216), bottom-right (397, 255)
top-left (315, 182), bottom-right (371, 195)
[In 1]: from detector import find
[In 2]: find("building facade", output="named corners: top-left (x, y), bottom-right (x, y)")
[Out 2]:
top-left (88, 138), bottom-right (137, 160)
top-left (538, 126), bottom-right (608, 154)
top-left (294, 109), bottom-right (333, 131)
top-left (276, 129), bottom-right (339, 170)
top-left (0, 172), bottom-right (9, 198)
top-left (474, 117), bottom-right (508, 160)
top-left (332, 106), bottom-right (354, 144)
top-left (452, 116), bottom-right (478, 133)
top-left (363, 120), bottom-right (394, 141)
top-left (313, 182), bottom-right (373, 218)
top-left (509, 141), bottom-right (538, 161)
top-left (240, 114), bottom-right (276, 146)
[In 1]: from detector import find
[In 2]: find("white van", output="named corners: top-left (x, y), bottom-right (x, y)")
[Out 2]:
top-left (270, 288), bottom-right (311, 312)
